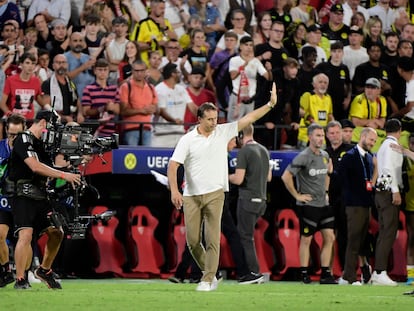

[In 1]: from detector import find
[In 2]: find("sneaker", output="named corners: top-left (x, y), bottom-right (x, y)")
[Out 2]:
top-left (28, 270), bottom-right (41, 284)
top-left (168, 276), bottom-right (184, 284)
top-left (320, 274), bottom-right (338, 284)
top-left (238, 272), bottom-right (264, 285)
top-left (210, 276), bottom-right (219, 291)
top-left (337, 277), bottom-right (362, 286)
top-left (0, 271), bottom-right (14, 287)
top-left (371, 271), bottom-right (397, 286)
top-left (14, 278), bottom-right (30, 290)
top-left (215, 271), bottom-right (223, 283)
top-left (360, 264), bottom-right (372, 284)
top-left (34, 267), bottom-right (62, 289)
top-left (196, 281), bottom-right (212, 292)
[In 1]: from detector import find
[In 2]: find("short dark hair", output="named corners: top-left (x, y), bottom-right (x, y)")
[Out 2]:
top-left (6, 113), bottom-right (26, 131)
top-left (330, 41), bottom-right (343, 51)
top-left (384, 31), bottom-right (399, 40)
top-left (197, 102), bottom-right (217, 118)
top-left (398, 39), bottom-right (412, 50)
top-left (85, 14), bottom-right (101, 25)
top-left (384, 118), bottom-right (402, 133)
top-left (19, 52), bottom-right (37, 63)
top-left (94, 58), bottom-right (109, 68)
top-left (367, 42), bottom-right (382, 50)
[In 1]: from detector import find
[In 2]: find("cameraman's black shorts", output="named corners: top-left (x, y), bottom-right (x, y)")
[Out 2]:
top-left (12, 196), bottom-right (52, 236)
top-left (297, 205), bottom-right (335, 237)
top-left (0, 210), bottom-right (12, 227)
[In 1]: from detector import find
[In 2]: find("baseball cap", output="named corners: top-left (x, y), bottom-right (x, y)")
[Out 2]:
top-left (365, 78), bottom-right (381, 88)
top-left (330, 4), bottom-right (344, 13)
top-left (339, 119), bottom-right (355, 129)
top-left (349, 25), bottom-right (363, 35)
top-left (307, 24), bottom-right (321, 33)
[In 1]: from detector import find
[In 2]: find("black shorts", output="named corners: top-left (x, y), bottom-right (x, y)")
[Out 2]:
top-left (0, 210), bottom-right (13, 227)
top-left (297, 205), bottom-right (335, 237)
top-left (12, 196), bottom-right (52, 236)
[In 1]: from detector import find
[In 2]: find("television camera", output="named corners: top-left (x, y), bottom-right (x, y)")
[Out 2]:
top-left (42, 111), bottom-right (119, 239)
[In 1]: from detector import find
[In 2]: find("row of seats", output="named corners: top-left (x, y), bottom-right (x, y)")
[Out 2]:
top-left (39, 206), bottom-right (408, 280)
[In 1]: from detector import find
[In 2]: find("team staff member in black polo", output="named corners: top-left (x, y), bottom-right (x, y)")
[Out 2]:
top-left (9, 110), bottom-right (81, 290)
top-left (337, 127), bottom-right (377, 285)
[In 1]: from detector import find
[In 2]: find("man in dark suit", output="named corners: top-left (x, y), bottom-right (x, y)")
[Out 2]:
top-left (337, 127), bottom-right (377, 285)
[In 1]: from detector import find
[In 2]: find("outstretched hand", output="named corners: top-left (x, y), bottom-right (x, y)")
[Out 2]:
top-left (269, 82), bottom-right (277, 107)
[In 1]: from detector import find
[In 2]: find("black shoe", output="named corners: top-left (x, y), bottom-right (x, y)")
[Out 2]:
top-left (216, 271), bottom-right (223, 283)
top-left (34, 267), bottom-right (62, 289)
top-left (360, 264), bottom-right (372, 284)
top-left (239, 272), bottom-right (264, 285)
top-left (302, 273), bottom-right (312, 284)
top-left (14, 278), bottom-right (30, 290)
top-left (168, 276), bottom-right (184, 283)
top-left (189, 278), bottom-right (200, 283)
top-left (0, 271), bottom-right (14, 288)
top-left (320, 274), bottom-right (338, 284)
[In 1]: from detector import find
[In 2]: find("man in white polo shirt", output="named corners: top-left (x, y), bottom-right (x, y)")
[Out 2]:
top-left (167, 83), bottom-right (277, 292)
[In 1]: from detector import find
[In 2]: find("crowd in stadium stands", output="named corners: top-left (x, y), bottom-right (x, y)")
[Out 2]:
top-left (2, 0), bottom-right (414, 287)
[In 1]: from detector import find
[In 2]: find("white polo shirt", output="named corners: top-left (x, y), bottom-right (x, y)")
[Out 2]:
top-left (171, 122), bottom-right (238, 196)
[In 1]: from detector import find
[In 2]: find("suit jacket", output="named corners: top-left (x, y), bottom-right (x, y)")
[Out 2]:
top-left (338, 146), bottom-right (375, 207)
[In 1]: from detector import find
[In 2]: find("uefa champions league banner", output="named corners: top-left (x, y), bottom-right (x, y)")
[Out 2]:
top-left (112, 147), bottom-right (299, 177)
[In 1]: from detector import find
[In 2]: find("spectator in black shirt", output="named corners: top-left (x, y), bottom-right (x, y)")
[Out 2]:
top-left (320, 4), bottom-right (350, 46)
top-left (297, 46), bottom-right (317, 96)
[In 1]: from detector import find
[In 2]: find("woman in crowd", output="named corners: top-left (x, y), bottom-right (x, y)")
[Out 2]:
top-left (290, 0), bottom-right (317, 26)
top-left (147, 51), bottom-right (163, 86)
top-left (253, 11), bottom-right (273, 45)
top-left (118, 40), bottom-right (141, 83)
top-left (364, 16), bottom-right (384, 49)
top-left (283, 22), bottom-right (307, 60)
top-left (350, 11), bottom-right (366, 29)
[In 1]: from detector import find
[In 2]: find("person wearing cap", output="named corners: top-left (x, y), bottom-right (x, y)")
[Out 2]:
top-left (340, 118), bottom-right (355, 144)
top-left (8, 110), bottom-right (81, 289)
top-left (185, 66), bottom-right (216, 131)
top-left (367, 0), bottom-right (395, 33)
top-left (342, 25), bottom-right (368, 80)
top-left (152, 63), bottom-right (197, 147)
top-left (105, 16), bottom-right (129, 84)
top-left (300, 23), bottom-right (327, 65)
top-left (228, 36), bottom-right (272, 122)
top-left (137, 0), bottom-right (177, 66)
top-left (348, 77), bottom-right (387, 129)
top-left (320, 4), bottom-right (350, 46)
top-left (316, 41), bottom-right (351, 121)
top-left (119, 60), bottom-right (157, 146)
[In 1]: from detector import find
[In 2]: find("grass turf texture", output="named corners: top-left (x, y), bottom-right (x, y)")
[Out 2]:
top-left (1, 279), bottom-right (413, 311)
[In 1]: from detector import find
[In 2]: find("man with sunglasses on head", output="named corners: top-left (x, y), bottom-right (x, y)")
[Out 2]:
top-left (0, 114), bottom-right (25, 288)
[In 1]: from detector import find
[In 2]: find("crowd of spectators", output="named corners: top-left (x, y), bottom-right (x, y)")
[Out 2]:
top-left (0, 0), bottom-right (413, 150)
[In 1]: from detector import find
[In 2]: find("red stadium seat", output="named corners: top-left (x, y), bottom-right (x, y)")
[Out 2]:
top-left (90, 205), bottom-right (126, 275)
top-left (170, 210), bottom-right (187, 271)
top-left (129, 205), bottom-right (165, 274)
top-left (275, 209), bottom-right (301, 275)
top-left (254, 217), bottom-right (274, 274)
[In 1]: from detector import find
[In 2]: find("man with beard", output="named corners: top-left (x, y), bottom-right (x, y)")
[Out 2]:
top-left (297, 73), bottom-right (333, 150)
top-left (337, 127), bottom-right (377, 285)
top-left (40, 54), bottom-right (83, 123)
top-left (64, 32), bottom-right (95, 99)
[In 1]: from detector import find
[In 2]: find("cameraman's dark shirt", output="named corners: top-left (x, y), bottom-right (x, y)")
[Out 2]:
top-left (9, 131), bottom-right (51, 184)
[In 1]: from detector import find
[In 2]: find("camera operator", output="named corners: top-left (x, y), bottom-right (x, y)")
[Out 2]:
top-left (0, 114), bottom-right (25, 287)
top-left (9, 110), bottom-right (81, 290)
